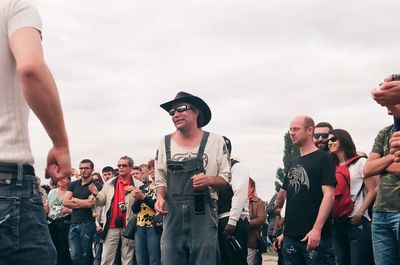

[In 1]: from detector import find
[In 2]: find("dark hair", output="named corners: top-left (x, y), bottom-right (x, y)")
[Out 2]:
top-left (80, 159), bottom-right (94, 169)
top-left (222, 136), bottom-right (232, 155)
top-left (188, 105), bottom-right (204, 128)
top-left (132, 166), bottom-right (141, 171)
top-left (147, 159), bottom-right (155, 169)
top-left (102, 166), bottom-right (114, 173)
top-left (41, 184), bottom-right (51, 194)
top-left (330, 129), bottom-right (358, 165)
top-left (316, 122), bottom-right (333, 131)
top-left (92, 172), bottom-right (104, 184)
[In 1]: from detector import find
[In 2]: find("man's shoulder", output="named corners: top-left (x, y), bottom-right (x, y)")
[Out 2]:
top-left (69, 179), bottom-right (80, 187)
top-left (306, 149), bottom-right (331, 161)
top-left (376, 125), bottom-right (394, 138)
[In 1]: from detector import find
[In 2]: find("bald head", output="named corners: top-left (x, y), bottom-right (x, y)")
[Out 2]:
top-left (290, 115), bottom-right (315, 147)
top-left (291, 115), bottom-right (315, 129)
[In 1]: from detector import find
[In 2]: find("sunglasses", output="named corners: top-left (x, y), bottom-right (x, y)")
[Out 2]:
top-left (328, 136), bottom-right (337, 142)
top-left (169, 105), bottom-right (192, 116)
top-left (313, 133), bottom-right (329, 139)
top-left (117, 164), bottom-right (129, 168)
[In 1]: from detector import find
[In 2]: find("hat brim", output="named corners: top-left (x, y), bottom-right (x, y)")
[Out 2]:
top-left (160, 96), bottom-right (211, 127)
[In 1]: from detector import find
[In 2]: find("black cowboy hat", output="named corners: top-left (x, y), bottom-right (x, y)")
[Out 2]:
top-left (160, 91), bottom-right (212, 127)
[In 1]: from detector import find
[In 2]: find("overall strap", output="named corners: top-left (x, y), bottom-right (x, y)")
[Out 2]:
top-left (165, 134), bottom-right (172, 162)
top-left (196, 131), bottom-right (210, 159)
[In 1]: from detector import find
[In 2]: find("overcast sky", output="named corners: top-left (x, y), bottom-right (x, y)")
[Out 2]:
top-left (29, 0), bottom-right (399, 201)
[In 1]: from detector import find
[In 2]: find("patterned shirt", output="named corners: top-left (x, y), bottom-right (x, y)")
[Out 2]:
top-left (136, 184), bottom-right (157, 227)
top-left (46, 189), bottom-right (68, 220)
top-left (371, 125), bottom-right (400, 212)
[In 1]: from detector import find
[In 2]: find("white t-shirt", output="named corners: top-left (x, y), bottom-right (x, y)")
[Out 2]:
top-left (0, 0), bottom-right (42, 164)
top-left (155, 132), bottom-right (231, 200)
top-left (348, 157), bottom-right (370, 219)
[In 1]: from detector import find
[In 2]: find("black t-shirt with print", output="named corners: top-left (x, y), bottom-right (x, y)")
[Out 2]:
top-left (68, 179), bottom-right (102, 224)
top-left (282, 149), bottom-right (336, 239)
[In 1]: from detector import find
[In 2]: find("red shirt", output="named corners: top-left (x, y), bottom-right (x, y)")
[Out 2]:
top-left (109, 176), bottom-right (132, 228)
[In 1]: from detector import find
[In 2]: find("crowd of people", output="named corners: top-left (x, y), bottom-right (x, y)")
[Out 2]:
top-left (37, 153), bottom-right (267, 265)
top-left (2, 1), bottom-right (400, 265)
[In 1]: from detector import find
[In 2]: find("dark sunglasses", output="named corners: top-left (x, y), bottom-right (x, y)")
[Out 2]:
top-left (117, 164), bottom-right (129, 168)
top-left (313, 133), bottom-right (329, 139)
top-left (328, 136), bottom-right (337, 142)
top-left (169, 105), bottom-right (192, 116)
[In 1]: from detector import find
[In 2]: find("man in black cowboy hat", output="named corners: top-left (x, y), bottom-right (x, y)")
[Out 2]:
top-left (154, 91), bottom-right (231, 265)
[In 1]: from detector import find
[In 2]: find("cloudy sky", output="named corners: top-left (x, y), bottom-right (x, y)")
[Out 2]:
top-left (29, 0), bottom-right (399, 201)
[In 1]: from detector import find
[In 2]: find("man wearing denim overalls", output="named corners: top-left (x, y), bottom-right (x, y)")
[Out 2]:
top-left (155, 91), bottom-right (231, 265)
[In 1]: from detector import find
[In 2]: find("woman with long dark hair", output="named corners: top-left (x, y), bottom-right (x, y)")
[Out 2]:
top-left (328, 129), bottom-right (377, 265)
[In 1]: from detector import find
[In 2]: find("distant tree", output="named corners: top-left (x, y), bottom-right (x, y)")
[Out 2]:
top-left (274, 132), bottom-right (300, 192)
top-left (282, 132), bottom-right (300, 171)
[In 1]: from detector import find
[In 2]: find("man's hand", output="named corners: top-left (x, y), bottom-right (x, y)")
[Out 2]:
top-left (273, 234), bottom-right (283, 252)
top-left (301, 228), bottom-right (321, 251)
top-left (350, 213), bottom-right (362, 225)
top-left (96, 225), bottom-right (103, 233)
top-left (155, 197), bottom-right (168, 216)
top-left (88, 184), bottom-right (99, 196)
top-left (223, 224), bottom-right (236, 237)
top-left (132, 187), bottom-right (145, 200)
top-left (372, 75), bottom-right (400, 106)
top-left (46, 146), bottom-right (71, 181)
top-left (192, 173), bottom-right (212, 189)
top-left (390, 132), bottom-right (400, 161)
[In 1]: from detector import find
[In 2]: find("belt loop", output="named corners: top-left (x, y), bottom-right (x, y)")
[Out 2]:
top-left (17, 163), bottom-right (23, 186)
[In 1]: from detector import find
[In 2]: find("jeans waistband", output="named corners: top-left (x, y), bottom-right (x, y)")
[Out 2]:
top-left (0, 162), bottom-right (35, 175)
top-left (0, 161), bottom-right (38, 197)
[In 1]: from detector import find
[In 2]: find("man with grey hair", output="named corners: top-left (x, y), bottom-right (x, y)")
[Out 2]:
top-left (89, 156), bottom-right (142, 265)
top-left (155, 91), bottom-right (231, 265)
top-left (0, 1), bottom-right (71, 264)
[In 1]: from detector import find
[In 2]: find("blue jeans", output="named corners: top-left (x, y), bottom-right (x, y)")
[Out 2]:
top-left (68, 221), bottom-right (96, 265)
top-left (372, 212), bottom-right (400, 265)
top-left (332, 217), bottom-right (374, 265)
top-left (135, 226), bottom-right (161, 265)
top-left (283, 235), bottom-right (335, 265)
top-left (93, 231), bottom-right (103, 265)
top-left (0, 164), bottom-right (57, 265)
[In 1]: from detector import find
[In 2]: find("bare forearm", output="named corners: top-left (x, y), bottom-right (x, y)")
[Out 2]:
top-left (209, 176), bottom-right (229, 188)
top-left (357, 176), bottom-right (378, 216)
top-left (9, 28), bottom-right (68, 148)
top-left (156, 186), bottom-right (167, 200)
top-left (64, 198), bottom-right (93, 209)
top-left (386, 162), bottom-right (400, 175)
top-left (19, 62), bottom-right (68, 148)
top-left (364, 155), bottom-right (393, 177)
top-left (63, 199), bottom-right (79, 209)
top-left (313, 187), bottom-right (334, 231)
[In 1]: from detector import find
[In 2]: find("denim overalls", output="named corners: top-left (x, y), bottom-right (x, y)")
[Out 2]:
top-left (161, 132), bottom-right (219, 265)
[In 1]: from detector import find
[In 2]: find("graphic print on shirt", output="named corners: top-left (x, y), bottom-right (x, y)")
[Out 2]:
top-left (287, 164), bottom-right (310, 193)
top-left (172, 152), bottom-right (209, 168)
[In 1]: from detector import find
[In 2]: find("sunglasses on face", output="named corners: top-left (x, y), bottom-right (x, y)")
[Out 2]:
top-left (313, 133), bottom-right (329, 139)
top-left (328, 136), bottom-right (337, 142)
top-left (117, 164), bottom-right (129, 168)
top-left (169, 105), bottom-right (192, 116)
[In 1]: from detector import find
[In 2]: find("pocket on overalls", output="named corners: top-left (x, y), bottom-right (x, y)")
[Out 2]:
top-left (0, 197), bottom-right (19, 255)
